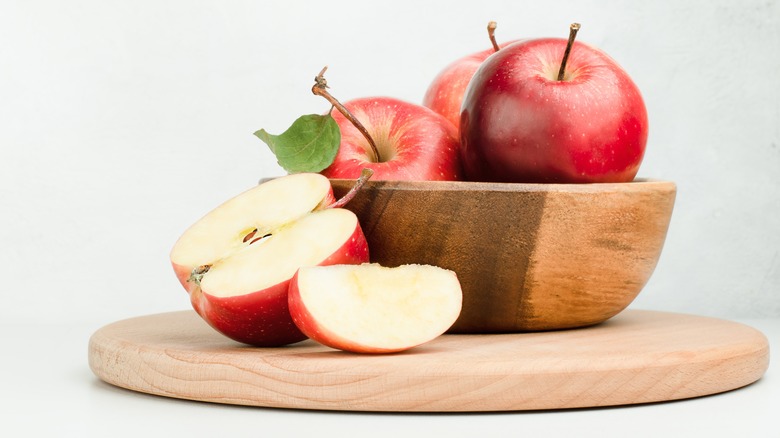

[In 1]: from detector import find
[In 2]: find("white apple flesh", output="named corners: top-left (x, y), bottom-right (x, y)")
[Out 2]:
top-left (289, 264), bottom-right (463, 354)
top-left (170, 173), bottom-right (369, 347)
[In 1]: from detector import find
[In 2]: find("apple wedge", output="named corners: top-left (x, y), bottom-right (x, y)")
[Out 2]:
top-left (170, 173), bottom-right (369, 347)
top-left (289, 264), bottom-right (463, 354)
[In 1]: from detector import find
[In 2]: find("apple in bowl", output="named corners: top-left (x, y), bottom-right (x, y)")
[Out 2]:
top-left (320, 96), bottom-right (462, 181)
top-left (460, 24), bottom-right (648, 183)
top-left (258, 68), bottom-right (463, 182)
top-left (170, 173), bottom-right (369, 346)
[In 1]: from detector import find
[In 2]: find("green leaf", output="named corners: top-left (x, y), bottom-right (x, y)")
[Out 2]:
top-left (254, 113), bottom-right (341, 174)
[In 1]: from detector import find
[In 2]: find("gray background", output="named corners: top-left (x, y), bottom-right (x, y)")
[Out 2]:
top-left (2, 0), bottom-right (778, 325)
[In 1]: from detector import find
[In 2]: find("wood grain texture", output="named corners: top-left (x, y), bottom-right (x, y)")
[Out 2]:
top-left (330, 179), bottom-right (676, 332)
top-left (88, 309), bottom-right (768, 412)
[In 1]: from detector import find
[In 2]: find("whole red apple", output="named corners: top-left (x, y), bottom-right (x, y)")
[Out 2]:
top-left (460, 26), bottom-right (648, 183)
top-left (319, 96), bottom-right (462, 181)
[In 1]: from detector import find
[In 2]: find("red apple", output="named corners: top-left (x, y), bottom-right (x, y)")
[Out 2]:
top-left (460, 26), bottom-right (648, 183)
top-left (170, 173), bottom-right (369, 347)
top-left (289, 263), bottom-right (463, 354)
top-left (423, 40), bottom-right (519, 130)
top-left (319, 97), bottom-right (462, 181)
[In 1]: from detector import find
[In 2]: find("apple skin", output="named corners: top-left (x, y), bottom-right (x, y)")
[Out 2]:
top-left (422, 40), bottom-right (519, 130)
top-left (171, 224), bottom-right (369, 347)
top-left (320, 97), bottom-right (462, 181)
top-left (460, 38), bottom-right (648, 183)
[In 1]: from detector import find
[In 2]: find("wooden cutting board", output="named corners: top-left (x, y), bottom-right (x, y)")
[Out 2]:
top-left (88, 309), bottom-right (769, 412)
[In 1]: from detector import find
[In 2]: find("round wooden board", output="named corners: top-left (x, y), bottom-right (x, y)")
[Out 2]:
top-left (88, 309), bottom-right (769, 412)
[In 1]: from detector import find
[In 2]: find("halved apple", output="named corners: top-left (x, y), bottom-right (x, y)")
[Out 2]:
top-left (289, 263), bottom-right (463, 353)
top-left (170, 173), bottom-right (369, 346)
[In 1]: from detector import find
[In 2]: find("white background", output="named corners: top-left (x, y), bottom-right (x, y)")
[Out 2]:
top-left (1, 0), bottom-right (778, 327)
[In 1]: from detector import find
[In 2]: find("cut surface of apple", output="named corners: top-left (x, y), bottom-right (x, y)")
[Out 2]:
top-left (198, 208), bottom-right (362, 297)
top-left (171, 173), bottom-right (334, 277)
top-left (289, 264), bottom-right (463, 354)
top-left (170, 173), bottom-right (369, 347)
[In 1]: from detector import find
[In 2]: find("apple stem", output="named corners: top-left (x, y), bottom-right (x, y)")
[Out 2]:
top-left (487, 21), bottom-right (500, 52)
top-left (312, 67), bottom-right (382, 163)
top-left (557, 22), bottom-right (581, 81)
top-left (328, 168), bottom-right (374, 209)
top-left (189, 264), bottom-right (211, 286)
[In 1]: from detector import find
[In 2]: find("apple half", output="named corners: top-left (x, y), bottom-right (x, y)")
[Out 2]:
top-left (289, 264), bottom-right (463, 354)
top-left (170, 173), bottom-right (369, 347)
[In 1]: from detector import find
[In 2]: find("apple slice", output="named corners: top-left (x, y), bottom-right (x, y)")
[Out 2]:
top-left (170, 173), bottom-right (369, 347)
top-left (289, 264), bottom-right (463, 354)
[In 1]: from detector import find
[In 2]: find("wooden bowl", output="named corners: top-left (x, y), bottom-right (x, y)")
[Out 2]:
top-left (330, 179), bottom-right (676, 333)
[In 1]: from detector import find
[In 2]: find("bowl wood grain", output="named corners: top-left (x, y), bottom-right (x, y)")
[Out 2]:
top-left (330, 179), bottom-right (676, 333)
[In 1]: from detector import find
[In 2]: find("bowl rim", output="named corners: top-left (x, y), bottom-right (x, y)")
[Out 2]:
top-left (328, 178), bottom-right (676, 194)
